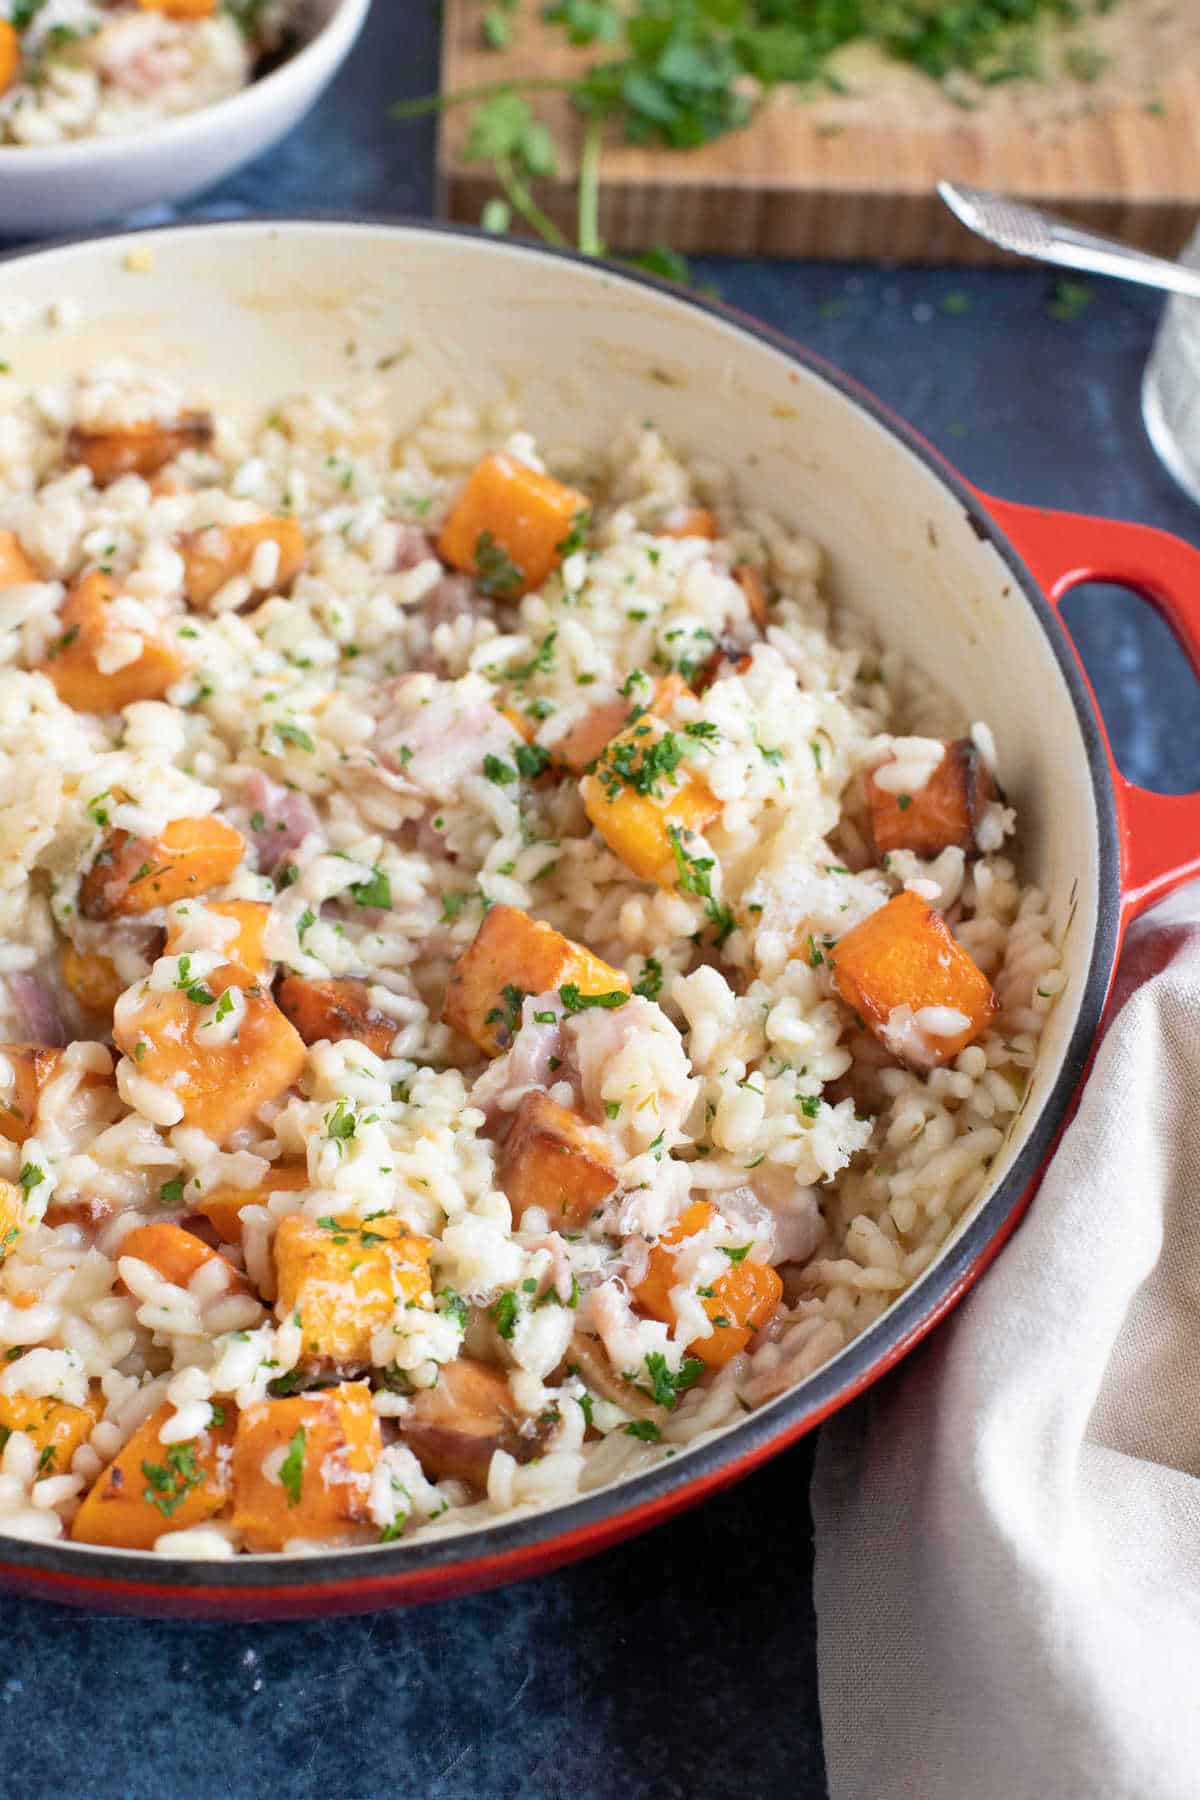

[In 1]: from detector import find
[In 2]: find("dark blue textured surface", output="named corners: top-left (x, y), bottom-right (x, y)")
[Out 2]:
top-left (1, 4), bottom-right (1198, 1795)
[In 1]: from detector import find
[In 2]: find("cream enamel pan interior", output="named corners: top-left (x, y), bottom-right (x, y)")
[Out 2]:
top-left (0, 221), bottom-right (1116, 1604)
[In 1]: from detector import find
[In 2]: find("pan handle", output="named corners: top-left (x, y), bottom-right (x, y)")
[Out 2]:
top-left (980, 495), bottom-right (1200, 920)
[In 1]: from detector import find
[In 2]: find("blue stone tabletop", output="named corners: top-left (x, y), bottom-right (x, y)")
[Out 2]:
top-left (1, 6), bottom-right (1197, 1796)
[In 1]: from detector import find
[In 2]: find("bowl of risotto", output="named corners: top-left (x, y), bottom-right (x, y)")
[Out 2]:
top-left (0, 0), bottom-right (369, 237)
top-left (0, 220), bottom-right (1195, 1617)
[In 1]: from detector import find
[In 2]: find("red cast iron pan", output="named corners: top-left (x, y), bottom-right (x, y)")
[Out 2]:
top-left (0, 221), bottom-right (1197, 1617)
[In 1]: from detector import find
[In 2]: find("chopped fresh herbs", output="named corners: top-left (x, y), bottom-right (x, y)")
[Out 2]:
top-left (325, 1098), bottom-right (357, 1143)
top-left (515, 742), bottom-right (551, 780)
top-left (160, 1177), bottom-right (185, 1206)
top-left (440, 890), bottom-right (474, 922)
top-left (484, 983), bottom-right (528, 1038)
top-left (490, 1289), bottom-right (519, 1339)
top-left (279, 1427), bottom-right (306, 1507)
top-left (556, 506), bottom-right (592, 557)
top-left (483, 754), bottom-right (517, 785)
top-left (637, 1351), bottom-right (704, 1410)
top-left (474, 530), bottom-right (524, 598)
top-left (721, 1244), bottom-right (752, 1264)
top-left (633, 955), bottom-right (663, 1002)
top-left (17, 1164), bottom-right (43, 1194)
top-left (505, 629), bottom-right (558, 681)
top-left (558, 983), bottom-right (629, 1013)
top-left (141, 1443), bottom-right (203, 1519)
top-left (349, 867), bottom-right (392, 909)
top-left (800, 1093), bottom-right (822, 1119)
top-left (275, 722), bottom-right (315, 753)
top-left (897, 793), bottom-right (913, 811)
top-left (623, 1419), bottom-right (662, 1442)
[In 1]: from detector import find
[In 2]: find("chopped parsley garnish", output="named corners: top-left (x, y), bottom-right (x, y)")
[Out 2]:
top-left (141, 1443), bottom-right (204, 1518)
top-left (555, 506), bottom-right (592, 558)
top-left (557, 983), bottom-right (629, 1013)
top-left (483, 754), bottom-right (517, 785)
top-left (325, 1098), bottom-right (357, 1143)
top-left (279, 1427), bottom-right (306, 1507)
top-left (46, 623), bottom-right (80, 661)
top-left (515, 742), bottom-right (551, 780)
top-left (505, 629), bottom-right (557, 682)
top-left (897, 794), bottom-right (913, 811)
top-left (296, 907), bottom-right (317, 939)
top-left (474, 530), bottom-right (524, 599)
top-left (800, 1094), bottom-right (822, 1119)
top-left (484, 983), bottom-right (527, 1039)
top-left (721, 1244), bottom-right (752, 1264)
top-left (633, 956), bottom-right (663, 1002)
top-left (595, 728), bottom-right (685, 799)
top-left (17, 1164), bottom-right (43, 1194)
top-left (637, 1351), bottom-right (704, 1410)
top-left (436, 1288), bottom-right (469, 1331)
top-left (275, 722), bottom-right (315, 753)
top-left (275, 863), bottom-right (300, 890)
top-left (440, 890), bottom-right (473, 922)
top-left (173, 954), bottom-right (216, 1007)
top-left (159, 1177), bottom-right (185, 1206)
top-left (604, 1100), bottom-right (620, 1120)
top-left (805, 934), bottom-right (824, 968)
top-left (490, 1290), bottom-right (519, 1340)
top-left (349, 867), bottom-right (392, 909)
top-left (623, 1419), bottom-right (662, 1442)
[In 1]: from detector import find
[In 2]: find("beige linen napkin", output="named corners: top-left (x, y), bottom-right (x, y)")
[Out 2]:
top-left (812, 883), bottom-right (1200, 1800)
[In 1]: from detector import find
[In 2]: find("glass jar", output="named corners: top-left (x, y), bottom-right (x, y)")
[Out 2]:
top-left (1142, 224), bottom-right (1200, 508)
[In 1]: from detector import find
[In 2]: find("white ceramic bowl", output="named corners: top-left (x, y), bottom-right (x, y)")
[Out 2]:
top-left (0, 0), bottom-right (370, 238)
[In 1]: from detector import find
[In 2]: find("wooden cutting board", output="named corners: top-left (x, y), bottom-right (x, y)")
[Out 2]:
top-left (436, 1), bottom-right (1200, 261)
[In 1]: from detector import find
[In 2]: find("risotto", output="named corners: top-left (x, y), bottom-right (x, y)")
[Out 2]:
top-left (0, 1), bottom-right (294, 147)
top-left (0, 360), bottom-right (1062, 1556)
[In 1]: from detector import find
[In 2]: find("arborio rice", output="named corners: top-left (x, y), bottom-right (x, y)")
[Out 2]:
top-left (0, 1), bottom-right (293, 147)
top-left (0, 359), bottom-right (1063, 1557)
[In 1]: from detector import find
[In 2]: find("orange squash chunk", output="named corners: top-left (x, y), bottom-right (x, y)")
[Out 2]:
top-left (553, 673), bottom-right (692, 777)
top-left (0, 1389), bottom-right (103, 1475)
top-left (398, 1357), bottom-right (533, 1490)
top-left (71, 1401), bottom-right (235, 1549)
top-left (165, 899), bottom-right (270, 979)
top-left (38, 571), bottom-right (188, 713)
top-left (275, 1214), bottom-right (433, 1366)
top-left (112, 968), bottom-right (307, 1142)
top-left (443, 904), bottom-right (630, 1056)
top-left (136, 0), bottom-right (216, 15)
top-left (194, 1160), bottom-right (308, 1246)
top-left (117, 1221), bottom-right (249, 1297)
top-left (60, 945), bottom-right (124, 1019)
top-left (0, 529), bottom-right (36, 587)
top-left (831, 889), bottom-right (998, 1066)
top-left (65, 412), bottom-right (214, 488)
top-left (659, 507), bottom-right (718, 540)
top-left (581, 719), bottom-right (721, 886)
top-left (180, 517), bottom-right (307, 609)
top-left (0, 1046), bottom-right (66, 1146)
top-left (0, 23), bottom-right (19, 97)
top-left (230, 1382), bottom-right (379, 1551)
top-left (80, 814), bottom-right (244, 920)
top-left (635, 1201), bottom-right (782, 1369)
top-left (867, 738), bottom-right (1001, 860)
top-left (498, 1091), bottom-right (616, 1228)
top-left (438, 452), bottom-right (588, 600)
top-left (275, 976), bottom-right (397, 1058)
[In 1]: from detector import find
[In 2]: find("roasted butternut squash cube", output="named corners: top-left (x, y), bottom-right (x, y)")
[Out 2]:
top-left (118, 1221), bottom-right (248, 1297)
top-left (165, 899), bottom-right (270, 979)
top-left (443, 904), bottom-right (630, 1056)
top-left (499, 1091), bottom-right (616, 1228)
top-left (0, 1045), bottom-right (65, 1145)
top-left (398, 1357), bottom-right (535, 1491)
top-left (275, 1213), bottom-right (432, 1366)
top-left (193, 1160), bottom-right (308, 1246)
top-left (65, 412), bottom-right (214, 487)
top-left (60, 944), bottom-right (124, 1019)
top-left (38, 571), bottom-right (188, 714)
top-left (438, 453), bottom-right (588, 600)
top-left (80, 814), bottom-right (244, 921)
top-left (136, 0), bottom-right (216, 17)
top-left (659, 507), bottom-right (718, 540)
top-left (0, 1388), bottom-right (103, 1475)
top-left (71, 1400), bottom-right (234, 1549)
top-left (581, 719), bottom-right (721, 886)
top-left (635, 1200), bottom-right (782, 1369)
top-left (553, 673), bottom-right (693, 777)
top-left (275, 976), bottom-right (397, 1057)
top-left (0, 23), bottom-right (19, 98)
top-left (230, 1382), bottom-right (379, 1551)
top-left (867, 738), bottom-right (1002, 860)
top-left (181, 517), bottom-right (307, 609)
top-left (0, 529), bottom-right (36, 587)
top-left (112, 969), bottom-right (307, 1141)
top-left (831, 889), bottom-right (998, 1067)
